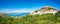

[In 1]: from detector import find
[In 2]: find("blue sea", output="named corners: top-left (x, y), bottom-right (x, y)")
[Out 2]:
top-left (6, 13), bottom-right (29, 16)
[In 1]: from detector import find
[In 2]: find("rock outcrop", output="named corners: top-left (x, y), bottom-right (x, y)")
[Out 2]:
top-left (31, 6), bottom-right (58, 15)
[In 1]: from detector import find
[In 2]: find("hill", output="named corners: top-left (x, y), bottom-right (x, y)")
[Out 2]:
top-left (0, 13), bottom-right (60, 24)
top-left (0, 6), bottom-right (60, 24)
top-left (31, 6), bottom-right (58, 15)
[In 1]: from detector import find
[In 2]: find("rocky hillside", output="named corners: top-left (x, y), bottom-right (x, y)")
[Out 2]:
top-left (31, 6), bottom-right (58, 15)
top-left (0, 12), bottom-right (6, 16)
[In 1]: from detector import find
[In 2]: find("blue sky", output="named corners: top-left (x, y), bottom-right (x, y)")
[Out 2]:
top-left (0, 0), bottom-right (60, 13)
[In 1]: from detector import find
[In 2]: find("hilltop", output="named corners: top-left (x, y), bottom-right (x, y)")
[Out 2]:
top-left (31, 6), bottom-right (58, 15)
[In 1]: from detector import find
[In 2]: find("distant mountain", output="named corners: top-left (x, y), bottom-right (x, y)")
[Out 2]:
top-left (0, 12), bottom-right (6, 16)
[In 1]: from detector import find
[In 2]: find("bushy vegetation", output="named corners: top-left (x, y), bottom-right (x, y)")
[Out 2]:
top-left (55, 10), bottom-right (60, 24)
top-left (0, 11), bottom-right (60, 24)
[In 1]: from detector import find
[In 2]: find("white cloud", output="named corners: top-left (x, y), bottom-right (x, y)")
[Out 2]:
top-left (0, 7), bottom-right (42, 13)
top-left (0, 9), bottom-right (34, 13)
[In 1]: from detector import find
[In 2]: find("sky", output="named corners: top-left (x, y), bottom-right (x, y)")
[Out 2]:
top-left (0, 0), bottom-right (60, 13)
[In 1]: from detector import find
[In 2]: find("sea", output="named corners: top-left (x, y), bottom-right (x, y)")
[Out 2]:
top-left (6, 13), bottom-right (29, 16)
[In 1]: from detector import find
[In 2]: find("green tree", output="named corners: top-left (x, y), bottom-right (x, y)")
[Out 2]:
top-left (55, 10), bottom-right (60, 17)
top-left (55, 10), bottom-right (60, 24)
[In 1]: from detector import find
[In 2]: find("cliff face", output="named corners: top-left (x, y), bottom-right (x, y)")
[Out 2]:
top-left (31, 6), bottom-right (58, 15)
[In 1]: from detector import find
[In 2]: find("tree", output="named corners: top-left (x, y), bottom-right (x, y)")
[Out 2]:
top-left (55, 10), bottom-right (60, 17)
top-left (55, 10), bottom-right (60, 24)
